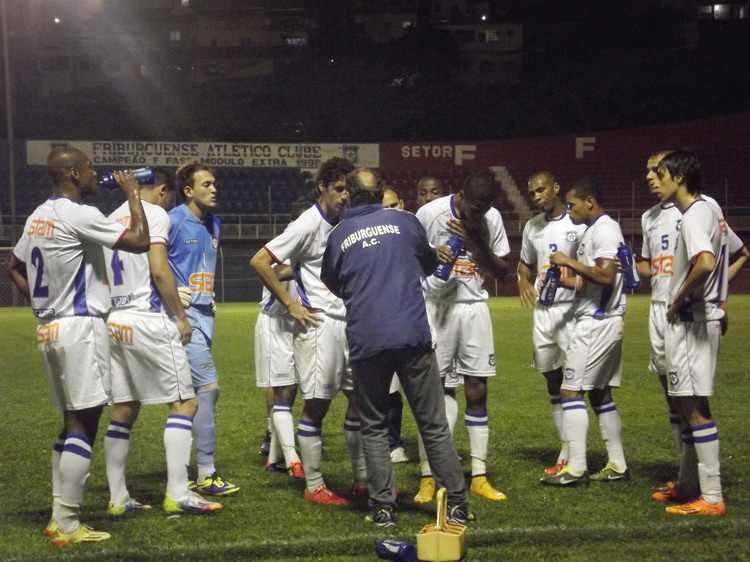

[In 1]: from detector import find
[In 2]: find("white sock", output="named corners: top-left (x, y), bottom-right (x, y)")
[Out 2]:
top-left (164, 414), bottom-right (193, 501)
top-left (344, 415), bottom-right (367, 486)
top-left (417, 433), bottom-right (432, 477)
top-left (465, 410), bottom-right (489, 477)
top-left (298, 419), bottom-right (324, 493)
top-left (444, 393), bottom-right (458, 436)
top-left (272, 402), bottom-right (299, 466)
top-left (593, 399), bottom-right (627, 472)
top-left (58, 433), bottom-right (92, 534)
top-left (105, 421), bottom-right (132, 505)
top-left (692, 422), bottom-right (722, 504)
top-left (550, 394), bottom-right (567, 462)
top-left (562, 398), bottom-right (588, 475)
top-left (51, 432), bottom-right (65, 521)
top-left (268, 415), bottom-right (282, 464)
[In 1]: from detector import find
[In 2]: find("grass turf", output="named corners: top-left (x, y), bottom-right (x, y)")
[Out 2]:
top-left (1, 295), bottom-right (749, 561)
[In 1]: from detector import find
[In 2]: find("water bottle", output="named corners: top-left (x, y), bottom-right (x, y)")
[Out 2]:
top-left (375, 540), bottom-right (417, 562)
top-left (617, 242), bottom-right (641, 289)
top-left (433, 234), bottom-right (463, 281)
top-left (538, 264), bottom-right (561, 306)
top-left (100, 167), bottom-right (154, 189)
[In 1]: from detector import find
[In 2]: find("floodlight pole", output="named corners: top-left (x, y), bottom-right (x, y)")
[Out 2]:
top-left (1, 0), bottom-right (17, 245)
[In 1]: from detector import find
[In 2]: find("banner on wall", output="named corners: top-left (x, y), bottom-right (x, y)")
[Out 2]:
top-left (26, 141), bottom-right (380, 170)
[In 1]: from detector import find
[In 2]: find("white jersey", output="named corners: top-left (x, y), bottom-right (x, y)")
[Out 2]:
top-left (520, 211), bottom-right (586, 304)
top-left (264, 203), bottom-right (346, 319)
top-left (573, 214), bottom-right (626, 319)
top-left (259, 280), bottom-right (297, 316)
top-left (641, 203), bottom-right (681, 303)
top-left (104, 200), bottom-right (169, 314)
top-left (13, 197), bottom-right (127, 320)
top-left (669, 199), bottom-right (729, 322)
top-left (417, 195), bottom-right (510, 303)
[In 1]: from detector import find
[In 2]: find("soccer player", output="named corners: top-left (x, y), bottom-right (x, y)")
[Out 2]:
top-left (103, 168), bottom-right (222, 516)
top-left (382, 185), bottom-right (404, 210)
top-left (167, 161), bottom-right (239, 496)
top-left (255, 197), bottom-right (314, 480)
top-left (321, 168), bottom-right (472, 527)
top-left (540, 178), bottom-right (629, 486)
top-left (653, 150), bottom-right (732, 515)
top-left (517, 171), bottom-right (586, 475)
top-left (414, 170), bottom-right (510, 502)
top-left (8, 149), bottom-right (150, 545)
top-left (250, 157), bottom-right (367, 505)
top-left (416, 176), bottom-right (447, 208)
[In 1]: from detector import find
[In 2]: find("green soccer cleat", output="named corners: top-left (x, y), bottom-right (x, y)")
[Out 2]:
top-left (190, 473), bottom-right (240, 496)
top-left (540, 465), bottom-right (590, 487)
top-left (44, 518), bottom-right (58, 537)
top-left (164, 491), bottom-right (223, 514)
top-left (51, 524), bottom-right (111, 546)
top-left (107, 497), bottom-right (152, 515)
top-left (590, 464), bottom-right (631, 482)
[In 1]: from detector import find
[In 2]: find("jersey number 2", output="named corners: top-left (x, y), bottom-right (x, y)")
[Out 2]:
top-left (31, 247), bottom-right (49, 298)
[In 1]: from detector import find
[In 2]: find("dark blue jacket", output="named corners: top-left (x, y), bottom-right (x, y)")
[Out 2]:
top-left (321, 204), bottom-right (439, 362)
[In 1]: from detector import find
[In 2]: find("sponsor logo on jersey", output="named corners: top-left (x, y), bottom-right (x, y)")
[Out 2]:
top-left (186, 239), bottom-right (198, 244)
top-left (111, 295), bottom-right (132, 307)
top-left (34, 308), bottom-right (56, 319)
top-left (37, 322), bottom-right (60, 344)
top-left (199, 362), bottom-right (214, 370)
top-left (28, 219), bottom-right (55, 238)
top-left (107, 322), bottom-right (134, 344)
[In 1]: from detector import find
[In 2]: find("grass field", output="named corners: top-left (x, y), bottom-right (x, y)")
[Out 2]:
top-left (1, 295), bottom-right (749, 561)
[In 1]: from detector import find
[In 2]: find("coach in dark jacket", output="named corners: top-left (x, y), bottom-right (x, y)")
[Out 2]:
top-left (321, 168), bottom-right (470, 527)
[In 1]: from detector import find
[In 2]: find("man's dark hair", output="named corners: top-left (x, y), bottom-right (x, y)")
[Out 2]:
top-left (149, 167), bottom-right (175, 192)
top-left (569, 177), bottom-right (602, 205)
top-left (291, 193), bottom-right (317, 220)
top-left (176, 160), bottom-right (215, 201)
top-left (657, 149), bottom-right (702, 195)
top-left (462, 170), bottom-right (497, 206)
top-left (318, 157), bottom-right (355, 187)
top-left (346, 168), bottom-right (383, 208)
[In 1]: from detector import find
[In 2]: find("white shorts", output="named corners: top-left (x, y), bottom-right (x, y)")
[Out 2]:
top-left (254, 311), bottom-right (296, 388)
top-left (666, 319), bottom-right (722, 397)
top-left (426, 300), bottom-right (496, 378)
top-left (293, 315), bottom-right (350, 400)
top-left (562, 315), bottom-right (624, 392)
top-left (108, 310), bottom-right (195, 405)
top-left (648, 301), bottom-right (668, 376)
top-left (443, 371), bottom-right (464, 389)
top-left (37, 316), bottom-right (111, 412)
top-left (531, 302), bottom-right (575, 372)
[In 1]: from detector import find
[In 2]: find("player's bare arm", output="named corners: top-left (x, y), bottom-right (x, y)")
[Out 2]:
top-left (636, 259), bottom-right (653, 280)
top-left (112, 170), bottom-right (150, 253)
top-left (8, 254), bottom-right (30, 300)
top-left (728, 245), bottom-right (749, 283)
top-left (667, 251), bottom-right (715, 323)
top-left (517, 260), bottom-right (538, 309)
top-left (273, 263), bottom-right (294, 282)
top-left (436, 244), bottom-right (454, 264)
top-left (550, 252), bottom-right (616, 288)
top-left (149, 243), bottom-right (192, 345)
top-left (250, 247), bottom-right (322, 329)
top-left (447, 217), bottom-right (509, 279)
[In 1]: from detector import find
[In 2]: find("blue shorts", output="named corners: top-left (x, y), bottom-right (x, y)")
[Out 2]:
top-left (185, 307), bottom-right (218, 388)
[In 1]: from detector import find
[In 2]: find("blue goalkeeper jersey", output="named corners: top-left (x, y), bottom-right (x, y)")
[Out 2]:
top-left (167, 204), bottom-right (221, 310)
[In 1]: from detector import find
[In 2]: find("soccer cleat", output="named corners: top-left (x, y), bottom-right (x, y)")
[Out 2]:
top-left (304, 485), bottom-right (349, 505)
top-left (265, 461), bottom-right (287, 474)
top-left (164, 491), bottom-right (222, 514)
top-left (414, 476), bottom-right (436, 503)
top-left (540, 465), bottom-right (590, 487)
top-left (363, 506), bottom-right (396, 527)
top-left (390, 447), bottom-right (409, 463)
top-left (287, 461), bottom-right (305, 479)
top-left (258, 430), bottom-right (271, 456)
top-left (192, 473), bottom-right (240, 496)
top-left (470, 476), bottom-right (507, 500)
top-left (107, 497), bottom-right (152, 515)
top-left (51, 524), bottom-right (111, 546)
top-left (665, 497), bottom-right (726, 516)
top-left (590, 464), bottom-right (631, 482)
top-left (45, 518), bottom-right (58, 537)
top-left (447, 504), bottom-right (476, 525)
top-left (544, 459), bottom-right (567, 476)
top-left (651, 481), bottom-right (699, 503)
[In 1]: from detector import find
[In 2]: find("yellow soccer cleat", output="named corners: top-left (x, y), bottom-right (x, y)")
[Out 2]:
top-left (44, 518), bottom-right (58, 537)
top-left (51, 524), bottom-right (111, 546)
top-left (470, 476), bottom-right (507, 500)
top-left (414, 476), bottom-right (436, 503)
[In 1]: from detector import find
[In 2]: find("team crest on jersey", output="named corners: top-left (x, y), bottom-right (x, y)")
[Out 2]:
top-left (488, 354), bottom-right (495, 367)
top-left (212, 237), bottom-right (218, 250)
top-left (566, 231), bottom-right (578, 243)
top-left (669, 370), bottom-right (679, 386)
top-left (577, 243), bottom-right (586, 257)
top-left (564, 367), bottom-right (575, 380)
top-left (676, 220), bottom-right (681, 231)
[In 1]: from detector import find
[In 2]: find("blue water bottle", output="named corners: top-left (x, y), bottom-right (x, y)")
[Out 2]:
top-left (433, 234), bottom-right (463, 281)
top-left (617, 242), bottom-right (641, 289)
top-left (100, 167), bottom-right (155, 189)
top-left (375, 540), bottom-right (417, 562)
top-left (538, 264), bottom-right (561, 306)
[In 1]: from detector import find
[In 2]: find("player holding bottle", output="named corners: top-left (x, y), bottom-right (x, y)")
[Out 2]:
top-left (517, 171), bottom-right (586, 476)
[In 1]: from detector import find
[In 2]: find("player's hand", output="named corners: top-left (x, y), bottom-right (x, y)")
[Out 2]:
top-left (112, 169), bottom-right (140, 196)
top-left (518, 278), bottom-right (538, 309)
top-left (176, 316), bottom-right (192, 345)
top-left (211, 291), bottom-right (217, 314)
top-left (666, 301), bottom-right (678, 323)
top-left (177, 286), bottom-right (192, 308)
top-left (436, 244), bottom-right (454, 263)
top-left (549, 251), bottom-right (568, 267)
top-left (288, 301), bottom-right (323, 330)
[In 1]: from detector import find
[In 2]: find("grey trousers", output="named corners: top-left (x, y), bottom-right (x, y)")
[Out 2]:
top-left (351, 348), bottom-right (468, 510)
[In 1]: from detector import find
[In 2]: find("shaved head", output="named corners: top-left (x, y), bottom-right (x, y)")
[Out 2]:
top-left (46, 147), bottom-right (88, 185)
